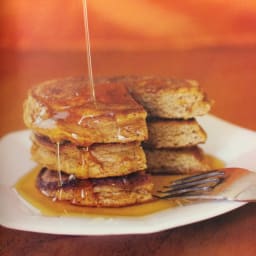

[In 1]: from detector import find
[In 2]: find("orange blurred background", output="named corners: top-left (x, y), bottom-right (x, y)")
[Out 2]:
top-left (1, 0), bottom-right (256, 51)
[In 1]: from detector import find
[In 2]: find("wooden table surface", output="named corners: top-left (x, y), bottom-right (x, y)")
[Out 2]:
top-left (1, 48), bottom-right (256, 255)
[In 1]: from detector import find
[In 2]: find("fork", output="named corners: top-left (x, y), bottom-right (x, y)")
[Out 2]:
top-left (154, 168), bottom-right (256, 202)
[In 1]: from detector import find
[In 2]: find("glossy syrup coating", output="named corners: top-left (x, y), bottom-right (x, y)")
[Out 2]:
top-left (23, 77), bottom-right (148, 146)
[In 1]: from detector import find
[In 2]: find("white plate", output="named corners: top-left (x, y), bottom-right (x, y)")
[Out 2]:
top-left (1, 115), bottom-right (256, 235)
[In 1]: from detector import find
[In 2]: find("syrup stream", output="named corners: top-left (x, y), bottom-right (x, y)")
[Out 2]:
top-left (82, 0), bottom-right (96, 103)
top-left (55, 1), bottom-right (96, 189)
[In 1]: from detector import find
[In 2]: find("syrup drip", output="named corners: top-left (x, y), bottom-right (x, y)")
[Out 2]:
top-left (82, 0), bottom-right (96, 103)
top-left (116, 127), bottom-right (128, 141)
top-left (79, 146), bottom-right (104, 176)
top-left (80, 147), bottom-right (89, 175)
top-left (56, 142), bottom-right (63, 186)
top-left (81, 150), bottom-right (86, 170)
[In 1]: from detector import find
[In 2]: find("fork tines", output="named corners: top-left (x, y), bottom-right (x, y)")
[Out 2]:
top-left (155, 170), bottom-right (226, 199)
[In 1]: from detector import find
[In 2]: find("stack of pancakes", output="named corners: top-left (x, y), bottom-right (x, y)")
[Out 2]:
top-left (23, 77), bottom-right (154, 207)
top-left (111, 76), bottom-right (212, 174)
top-left (24, 76), bottom-right (212, 208)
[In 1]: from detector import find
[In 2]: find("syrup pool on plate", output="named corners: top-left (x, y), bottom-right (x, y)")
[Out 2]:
top-left (14, 155), bottom-right (224, 217)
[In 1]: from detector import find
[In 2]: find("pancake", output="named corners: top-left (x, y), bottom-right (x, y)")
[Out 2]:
top-left (23, 77), bottom-right (148, 146)
top-left (108, 76), bottom-right (212, 119)
top-left (145, 118), bottom-right (207, 148)
top-left (145, 147), bottom-right (209, 174)
top-left (37, 168), bottom-right (153, 207)
top-left (31, 133), bottom-right (147, 178)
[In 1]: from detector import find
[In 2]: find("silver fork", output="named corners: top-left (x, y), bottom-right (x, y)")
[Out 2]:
top-left (154, 168), bottom-right (256, 202)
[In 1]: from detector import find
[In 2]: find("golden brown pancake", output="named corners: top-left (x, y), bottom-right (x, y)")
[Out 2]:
top-left (37, 168), bottom-right (153, 207)
top-left (23, 77), bottom-right (148, 146)
top-left (145, 146), bottom-right (209, 174)
top-left (145, 118), bottom-right (207, 148)
top-left (108, 76), bottom-right (212, 119)
top-left (31, 133), bottom-right (147, 179)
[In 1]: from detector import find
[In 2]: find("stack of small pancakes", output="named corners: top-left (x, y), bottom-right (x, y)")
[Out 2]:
top-left (23, 76), bottom-right (212, 208)
top-left (23, 77), bottom-right (154, 207)
top-left (112, 76), bottom-right (212, 174)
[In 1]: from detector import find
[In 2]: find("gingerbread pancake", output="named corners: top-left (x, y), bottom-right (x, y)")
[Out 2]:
top-left (37, 168), bottom-right (153, 207)
top-left (24, 77), bottom-right (148, 146)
